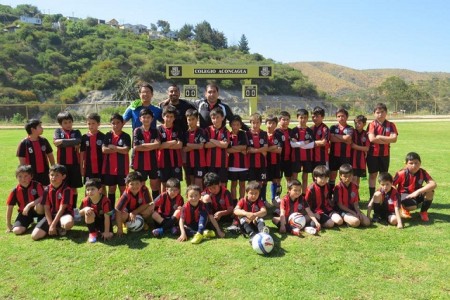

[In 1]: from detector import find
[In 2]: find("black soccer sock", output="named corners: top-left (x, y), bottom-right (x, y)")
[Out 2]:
top-left (276, 184), bottom-right (282, 197)
top-left (260, 184), bottom-right (267, 202)
top-left (152, 190), bottom-right (160, 200)
top-left (73, 194), bottom-right (78, 209)
top-left (87, 222), bottom-right (96, 233)
top-left (421, 200), bottom-right (433, 212)
top-left (373, 202), bottom-right (382, 218)
top-left (161, 218), bottom-right (174, 230)
top-left (108, 193), bottom-right (116, 208)
top-left (369, 188), bottom-right (376, 200)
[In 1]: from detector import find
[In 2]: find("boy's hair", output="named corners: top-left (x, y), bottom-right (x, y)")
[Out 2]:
top-left (336, 108), bottom-right (349, 117)
top-left (125, 171), bottom-right (142, 184)
top-left (287, 179), bottom-right (302, 190)
top-left (373, 103), bottom-right (387, 113)
top-left (15, 165), bottom-right (33, 177)
top-left (139, 107), bottom-right (154, 118)
top-left (203, 172), bottom-right (220, 187)
top-left (313, 165), bottom-right (330, 178)
top-left (339, 163), bottom-right (353, 175)
top-left (246, 180), bottom-right (261, 192)
top-left (279, 111), bottom-right (291, 120)
top-left (229, 114), bottom-right (243, 127)
top-left (110, 113), bottom-right (124, 123)
top-left (56, 111), bottom-right (74, 125)
top-left (138, 82), bottom-right (154, 93)
top-left (249, 113), bottom-right (262, 123)
top-left (378, 172), bottom-right (393, 183)
top-left (265, 114), bottom-right (278, 124)
top-left (163, 105), bottom-right (177, 117)
top-left (405, 152), bottom-right (421, 163)
top-left (85, 179), bottom-right (102, 189)
top-left (206, 83), bottom-right (219, 92)
top-left (354, 115), bottom-right (367, 124)
top-left (312, 106), bottom-right (325, 117)
top-left (210, 107), bottom-right (224, 118)
top-left (86, 112), bottom-right (101, 123)
top-left (296, 109), bottom-right (308, 118)
top-left (185, 108), bottom-right (199, 119)
top-left (50, 164), bottom-right (67, 176)
top-left (186, 184), bottom-right (202, 195)
top-left (166, 177), bottom-right (181, 189)
top-left (25, 119), bottom-right (41, 135)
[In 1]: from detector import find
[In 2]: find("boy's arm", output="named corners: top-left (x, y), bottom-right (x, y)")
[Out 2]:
top-left (79, 151), bottom-right (86, 177)
top-left (208, 139), bottom-right (229, 148)
top-left (208, 214), bottom-right (225, 238)
top-left (337, 202), bottom-right (356, 216)
top-left (6, 205), bottom-right (14, 232)
top-left (185, 143), bottom-right (204, 150)
top-left (394, 206), bottom-right (403, 229)
top-left (49, 204), bottom-right (67, 234)
top-left (227, 144), bottom-right (247, 153)
top-left (351, 143), bottom-right (369, 152)
top-left (254, 206), bottom-right (267, 219)
top-left (305, 207), bottom-right (321, 230)
top-left (234, 207), bottom-right (252, 218)
top-left (47, 152), bottom-right (56, 165)
top-left (135, 141), bottom-right (160, 151)
top-left (131, 204), bottom-right (150, 218)
top-left (406, 179), bottom-right (437, 199)
top-left (366, 199), bottom-right (373, 219)
top-left (177, 216), bottom-right (188, 242)
top-left (267, 145), bottom-right (282, 154)
top-left (102, 214), bottom-right (113, 239)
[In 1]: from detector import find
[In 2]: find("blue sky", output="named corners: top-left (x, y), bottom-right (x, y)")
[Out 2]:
top-left (4, 0), bottom-right (450, 72)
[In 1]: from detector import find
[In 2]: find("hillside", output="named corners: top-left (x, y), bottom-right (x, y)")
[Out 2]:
top-left (289, 62), bottom-right (450, 97)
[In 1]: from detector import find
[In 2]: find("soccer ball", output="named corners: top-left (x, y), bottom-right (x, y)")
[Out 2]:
top-left (251, 233), bottom-right (274, 255)
top-left (288, 212), bottom-right (306, 229)
top-left (126, 215), bottom-right (145, 232)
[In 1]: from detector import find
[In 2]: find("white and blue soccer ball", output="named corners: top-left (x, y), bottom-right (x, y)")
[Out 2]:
top-left (251, 233), bottom-right (274, 255)
top-left (126, 215), bottom-right (145, 232)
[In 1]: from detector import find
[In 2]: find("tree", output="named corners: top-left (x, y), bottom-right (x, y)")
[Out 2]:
top-left (14, 4), bottom-right (40, 17)
top-left (238, 34), bottom-right (249, 53)
top-left (156, 20), bottom-right (170, 34)
top-left (377, 76), bottom-right (410, 110)
top-left (194, 21), bottom-right (227, 49)
top-left (150, 23), bottom-right (157, 31)
top-left (113, 73), bottom-right (139, 102)
top-left (178, 24), bottom-right (194, 41)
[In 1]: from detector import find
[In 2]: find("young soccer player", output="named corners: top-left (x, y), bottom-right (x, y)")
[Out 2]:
top-left (246, 113), bottom-right (269, 202)
top-left (367, 172), bottom-right (403, 228)
top-left (310, 106), bottom-right (330, 170)
top-left (227, 115), bottom-right (248, 201)
top-left (290, 109), bottom-right (315, 193)
top-left (265, 115), bottom-right (283, 205)
top-left (272, 179), bottom-right (320, 236)
top-left (305, 165), bottom-right (343, 229)
top-left (183, 109), bottom-right (208, 188)
top-left (133, 108), bottom-right (160, 199)
top-left (80, 113), bottom-right (105, 185)
top-left (275, 111), bottom-right (293, 185)
top-left (31, 164), bottom-right (74, 240)
top-left (334, 164), bottom-right (370, 227)
top-left (6, 165), bottom-right (44, 235)
top-left (393, 152), bottom-right (437, 221)
top-left (351, 115), bottom-right (369, 185)
top-left (151, 178), bottom-right (184, 237)
top-left (157, 106), bottom-right (183, 192)
top-left (234, 181), bottom-right (269, 241)
top-left (367, 103), bottom-right (398, 200)
top-left (17, 119), bottom-right (55, 186)
top-left (102, 113), bottom-right (131, 208)
top-left (115, 171), bottom-right (153, 236)
top-left (79, 179), bottom-right (113, 243)
top-left (178, 185), bottom-right (216, 244)
top-left (205, 107), bottom-right (230, 185)
top-left (329, 108), bottom-right (354, 193)
top-left (53, 111), bottom-right (82, 208)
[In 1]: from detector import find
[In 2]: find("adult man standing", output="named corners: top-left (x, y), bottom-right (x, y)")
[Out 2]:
top-left (159, 84), bottom-right (195, 133)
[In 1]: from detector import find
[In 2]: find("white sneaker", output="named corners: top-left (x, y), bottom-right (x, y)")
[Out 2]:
top-left (304, 227), bottom-right (317, 235)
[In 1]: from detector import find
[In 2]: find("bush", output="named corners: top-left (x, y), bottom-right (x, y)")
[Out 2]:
top-left (11, 112), bottom-right (25, 124)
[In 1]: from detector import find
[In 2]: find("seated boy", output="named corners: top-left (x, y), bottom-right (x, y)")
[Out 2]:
top-left (273, 179), bottom-right (320, 236)
top-left (178, 185), bottom-right (216, 244)
top-left (115, 172), bottom-right (153, 236)
top-left (305, 165), bottom-right (343, 229)
top-left (6, 165), bottom-right (44, 235)
top-left (79, 179), bottom-right (114, 243)
top-left (393, 152), bottom-right (437, 222)
top-left (334, 164), bottom-right (370, 227)
top-left (367, 172), bottom-right (403, 228)
top-left (152, 178), bottom-right (184, 237)
top-left (234, 181), bottom-right (269, 241)
top-left (32, 164), bottom-right (74, 240)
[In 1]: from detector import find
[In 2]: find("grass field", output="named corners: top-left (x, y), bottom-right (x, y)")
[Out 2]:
top-left (0, 121), bottom-right (449, 299)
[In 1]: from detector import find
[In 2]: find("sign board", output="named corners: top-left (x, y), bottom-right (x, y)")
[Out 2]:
top-left (183, 84), bottom-right (198, 99)
top-left (166, 64), bottom-right (274, 79)
top-left (242, 85), bottom-right (257, 99)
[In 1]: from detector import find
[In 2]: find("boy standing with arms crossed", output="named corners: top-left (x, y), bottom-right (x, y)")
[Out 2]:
top-left (351, 115), bottom-right (369, 186)
top-left (310, 106), bottom-right (330, 170)
top-left (80, 113), bottom-right (105, 185)
top-left (227, 115), bottom-right (248, 202)
top-left (265, 115), bottom-right (283, 205)
top-left (275, 111), bottom-right (293, 185)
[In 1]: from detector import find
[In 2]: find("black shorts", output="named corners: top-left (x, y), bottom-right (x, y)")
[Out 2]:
top-left (159, 166), bottom-right (183, 182)
top-left (352, 168), bottom-right (367, 178)
top-left (266, 163), bottom-right (281, 181)
top-left (35, 214), bottom-right (70, 232)
top-left (292, 161), bottom-right (313, 173)
top-left (317, 213), bottom-right (331, 225)
top-left (208, 167), bottom-right (228, 183)
top-left (90, 215), bottom-right (107, 233)
top-left (228, 170), bottom-right (248, 181)
top-left (34, 173), bottom-right (50, 186)
top-left (64, 164), bottom-right (83, 188)
top-left (312, 161), bottom-right (329, 171)
top-left (401, 195), bottom-right (425, 207)
top-left (329, 156), bottom-right (352, 172)
top-left (14, 210), bottom-right (41, 229)
top-left (367, 156), bottom-right (390, 173)
top-left (280, 160), bottom-right (293, 178)
top-left (185, 166), bottom-right (206, 179)
top-left (136, 169), bottom-right (159, 181)
top-left (103, 174), bottom-right (126, 187)
top-left (248, 167), bottom-right (267, 182)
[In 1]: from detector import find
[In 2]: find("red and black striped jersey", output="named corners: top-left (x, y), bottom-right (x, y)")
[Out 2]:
top-left (352, 129), bottom-right (369, 170)
top-left (246, 129), bottom-right (268, 168)
top-left (333, 181), bottom-right (360, 209)
top-left (206, 125), bottom-right (230, 168)
top-left (379, 187), bottom-right (400, 213)
top-left (157, 125), bottom-right (183, 169)
top-left (182, 201), bottom-right (207, 226)
top-left (116, 186), bottom-right (151, 212)
top-left (133, 127), bottom-right (159, 171)
top-left (42, 183), bottom-right (73, 216)
top-left (54, 128), bottom-right (81, 165)
top-left (367, 120), bottom-right (398, 157)
top-left (310, 123), bottom-right (330, 163)
top-left (80, 194), bottom-right (112, 216)
top-left (236, 197), bottom-right (265, 213)
top-left (102, 131), bottom-right (131, 176)
top-left (305, 182), bottom-right (332, 214)
top-left (205, 186), bottom-right (233, 213)
top-left (229, 130), bottom-right (248, 168)
top-left (184, 127), bottom-right (208, 168)
top-left (280, 194), bottom-right (309, 217)
top-left (6, 181), bottom-right (43, 213)
top-left (290, 126), bottom-right (314, 162)
top-left (274, 128), bottom-right (292, 161)
top-left (17, 137), bottom-right (53, 176)
top-left (80, 131), bottom-right (105, 175)
top-left (329, 124), bottom-right (353, 158)
top-left (393, 168), bottom-right (433, 194)
top-left (154, 192), bottom-right (184, 218)
top-left (267, 130), bottom-right (282, 165)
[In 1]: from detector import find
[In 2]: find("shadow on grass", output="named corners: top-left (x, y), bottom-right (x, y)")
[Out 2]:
top-left (402, 211), bottom-right (450, 228)
top-left (269, 233), bottom-right (287, 258)
top-left (107, 231), bottom-right (150, 249)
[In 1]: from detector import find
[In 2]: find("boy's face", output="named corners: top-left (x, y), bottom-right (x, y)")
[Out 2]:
top-left (187, 116), bottom-right (198, 129)
top-left (266, 120), bottom-right (277, 132)
top-left (250, 119), bottom-right (261, 131)
top-left (111, 119), bottom-right (124, 133)
top-left (85, 186), bottom-right (100, 198)
top-left (374, 108), bottom-right (387, 122)
top-left (127, 180), bottom-right (141, 194)
top-left (49, 171), bottom-right (66, 187)
top-left (211, 114), bottom-right (224, 128)
top-left (379, 180), bottom-right (392, 193)
top-left (167, 186), bottom-right (180, 199)
top-left (279, 116), bottom-right (290, 129)
top-left (339, 173), bottom-right (353, 186)
top-left (61, 119), bottom-right (73, 131)
top-left (354, 120), bottom-right (366, 131)
top-left (32, 124), bottom-right (44, 135)
top-left (230, 120), bottom-right (241, 133)
top-left (297, 114), bottom-right (308, 126)
top-left (17, 171), bottom-right (32, 187)
top-left (207, 184), bottom-right (220, 195)
top-left (163, 113), bottom-right (175, 127)
top-left (312, 114), bottom-right (323, 125)
top-left (288, 185), bottom-right (302, 199)
top-left (140, 114), bottom-right (153, 127)
top-left (405, 159), bottom-right (421, 174)
top-left (87, 119), bottom-right (100, 133)
top-left (336, 112), bottom-right (348, 125)
top-left (139, 87), bottom-right (153, 103)
top-left (315, 175), bottom-right (329, 186)
top-left (246, 188), bottom-right (260, 202)
top-left (186, 189), bottom-right (200, 206)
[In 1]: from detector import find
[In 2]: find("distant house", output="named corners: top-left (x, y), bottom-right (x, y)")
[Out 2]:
top-left (135, 24), bottom-right (148, 34)
top-left (19, 16), bottom-right (42, 25)
top-left (98, 19), bottom-right (106, 24)
top-left (66, 16), bottom-right (81, 22)
top-left (165, 31), bottom-right (178, 40)
top-left (148, 30), bottom-right (165, 40)
top-left (52, 21), bottom-right (62, 30)
top-left (3, 24), bottom-right (20, 33)
top-left (107, 19), bottom-right (119, 27)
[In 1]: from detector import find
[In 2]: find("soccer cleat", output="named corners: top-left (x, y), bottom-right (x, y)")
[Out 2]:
top-left (272, 196), bottom-right (281, 208)
top-left (203, 230), bottom-right (216, 239)
top-left (57, 228), bottom-right (67, 236)
top-left (152, 227), bottom-right (164, 237)
top-left (420, 211), bottom-right (429, 222)
top-left (304, 227), bottom-right (317, 235)
top-left (261, 226), bottom-right (270, 234)
top-left (171, 226), bottom-right (180, 236)
top-left (88, 232), bottom-right (97, 243)
top-left (401, 207), bottom-right (412, 218)
top-left (371, 215), bottom-right (382, 223)
top-left (191, 232), bottom-right (204, 244)
top-left (226, 224), bottom-right (240, 234)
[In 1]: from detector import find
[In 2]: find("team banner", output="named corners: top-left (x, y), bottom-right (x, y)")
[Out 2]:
top-left (166, 64), bottom-right (274, 79)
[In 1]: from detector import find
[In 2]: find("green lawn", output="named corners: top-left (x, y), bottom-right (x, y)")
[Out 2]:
top-left (0, 121), bottom-right (449, 299)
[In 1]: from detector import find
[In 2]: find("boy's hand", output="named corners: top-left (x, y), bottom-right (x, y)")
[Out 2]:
top-left (177, 233), bottom-right (187, 242)
top-left (116, 227), bottom-right (124, 237)
top-left (85, 208), bottom-right (95, 217)
top-left (316, 223), bottom-right (321, 232)
top-left (49, 225), bottom-right (57, 236)
top-left (129, 212), bottom-right (136, 222)
top-left (214, 211), bottom-right (222, 220)
top-left (397, 222), bottom-right (404, 229)
top-left (102, 232), bottom-right (113, 240)
top-left (23, 204), bottom-right (32, 216)
top-left (6, 224), bottom-right (13, 233)
top-left (217, 230), bottom-right (225, 238)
